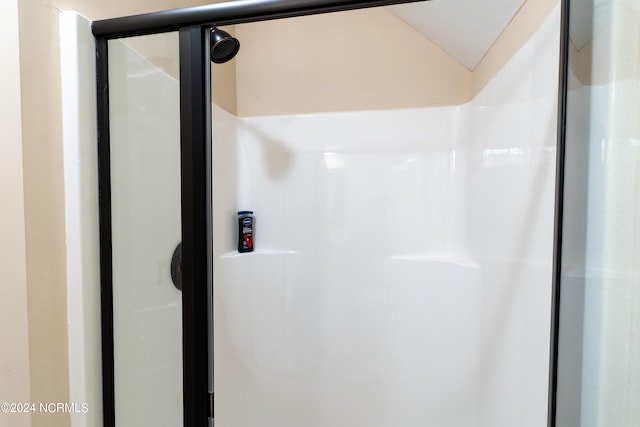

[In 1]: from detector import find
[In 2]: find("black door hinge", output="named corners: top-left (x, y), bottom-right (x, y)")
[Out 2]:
top-left (209, 392), bottom-right (214, 419)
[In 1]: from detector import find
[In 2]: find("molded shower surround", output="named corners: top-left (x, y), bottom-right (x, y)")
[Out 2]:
top-left (213, 6), bottom-right (559, 427)
top-left (60, 5), bottom-right (559, 427)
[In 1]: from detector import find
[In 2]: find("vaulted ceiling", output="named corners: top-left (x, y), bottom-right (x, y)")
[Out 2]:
top-left (388, 0), bottom-right (527, 69)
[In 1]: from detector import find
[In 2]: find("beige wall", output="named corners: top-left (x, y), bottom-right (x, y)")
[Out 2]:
top-left (235, 7), bottom-right (471, 116)
top-left (212, 26), bottom-right (238, 115)
top-left (0, 1), bottom-right (32, 427)
top-left (55, 0), bottom-right (214, 19)
top-left (17, 1), bottom-right (70, 425)
top-left (235, 0), bottom-right (560, 117)
top-left (120, 25), bottom-right (237, 114)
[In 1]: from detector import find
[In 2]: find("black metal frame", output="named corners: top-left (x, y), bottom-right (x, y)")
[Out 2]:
top-left (95, 36), bottom-right (115, 427)
top-left (92, 0), bottom-right (570, 425)
top-left (179, 25), bottom-right (213, 427)
top-left (548, 0), bottom-right (570, 425)
top-left (93, 0), bottom-right (431, 38)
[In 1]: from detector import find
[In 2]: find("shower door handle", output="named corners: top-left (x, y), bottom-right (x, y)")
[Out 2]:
top-left (170, 242), bottom-right (182, 291)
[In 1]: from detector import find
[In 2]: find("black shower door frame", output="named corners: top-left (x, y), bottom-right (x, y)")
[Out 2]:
top-left (92, 0), bottom-right (570, 425)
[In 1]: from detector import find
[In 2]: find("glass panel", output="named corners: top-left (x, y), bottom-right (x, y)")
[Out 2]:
top-left (108, 32), bottom-right (183, 426)
top-left (556, 0), bottom-right (640, 425)
top-left (212, 4), bottom-right (560, 426)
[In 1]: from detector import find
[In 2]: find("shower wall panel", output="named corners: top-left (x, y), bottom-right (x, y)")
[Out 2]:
top-left (214, 5), bottom-right (560, 427)
top-left (213, 105), bottom-right (483, 427)
top-left (468, 5), bottom-right (559, 427)
top-left (469, 56), bottom-right (558, 261)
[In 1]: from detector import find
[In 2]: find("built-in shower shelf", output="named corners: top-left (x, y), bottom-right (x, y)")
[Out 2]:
top-left (220, 249), bottom-right (297, 259)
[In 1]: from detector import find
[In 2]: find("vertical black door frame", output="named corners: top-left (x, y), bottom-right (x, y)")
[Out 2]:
top-left (95, 35), bottom-right (115, 427)
top-left (94, 25), bottom-right (213, 427)
top-left (179, 25), bottom-right (213, 427)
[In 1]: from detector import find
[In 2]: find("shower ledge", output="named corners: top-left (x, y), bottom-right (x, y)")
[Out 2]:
top-left (220, 249), bottom-right (297, 258)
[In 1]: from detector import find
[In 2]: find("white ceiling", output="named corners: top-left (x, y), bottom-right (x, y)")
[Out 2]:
top-left (388, 0), bottom-right (527, 70)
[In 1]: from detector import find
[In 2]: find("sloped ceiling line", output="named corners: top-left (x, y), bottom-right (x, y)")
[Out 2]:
top-left (388, 0), bottom-right (527, 70)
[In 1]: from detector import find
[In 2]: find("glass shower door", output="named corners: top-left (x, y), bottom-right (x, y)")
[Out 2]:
top-left (555, 0), bottom-right (640, 425)
top-left (107, 32), bottom-right (183, 427)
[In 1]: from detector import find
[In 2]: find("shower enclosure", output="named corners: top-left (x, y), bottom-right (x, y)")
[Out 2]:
top-left (92, 1), bottom-right (559, 426)
top-left (60, 0), bottom-right (637, 425)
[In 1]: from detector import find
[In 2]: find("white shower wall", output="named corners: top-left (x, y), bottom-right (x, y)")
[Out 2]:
top-left (469, 6), bottom-right (559, 426)
top-left (213, 105), bottom-right (483, 427)
top-left (213, 5), bottom-right (559, 427)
